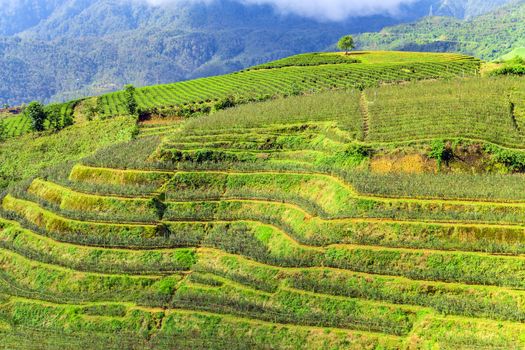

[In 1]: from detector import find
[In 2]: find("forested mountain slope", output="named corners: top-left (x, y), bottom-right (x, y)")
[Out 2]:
top-left (358, 1), bottom-right (525, 60)
top-left (0, 0), bottom-right (516, 105)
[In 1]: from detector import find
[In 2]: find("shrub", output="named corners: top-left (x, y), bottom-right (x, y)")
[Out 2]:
top-left (428, 140), bottom-right (453, 170)
top-left (490, 65), bottom-right (525, 76)
top-left (25, 101), bottom-right (47, 132)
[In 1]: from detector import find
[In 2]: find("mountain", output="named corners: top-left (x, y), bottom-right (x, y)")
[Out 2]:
top-left (0, 0), bottom-right (517, 105)
top-left (357, 1), bottom-right (525, 60)
top-left (431, 0), bottom-right (515, 18)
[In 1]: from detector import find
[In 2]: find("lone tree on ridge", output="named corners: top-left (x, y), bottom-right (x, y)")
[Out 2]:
top-left (338, 35), bottom-right (355, 55)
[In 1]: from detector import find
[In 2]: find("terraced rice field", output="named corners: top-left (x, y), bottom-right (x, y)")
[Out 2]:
top-left (96, 51), bottom-right (480, 117)
top-left (2, 73), bottom-right (525, 348)
top-left (0, 53), bottom-right (522, 348)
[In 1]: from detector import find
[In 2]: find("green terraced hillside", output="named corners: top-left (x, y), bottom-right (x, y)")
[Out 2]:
top-left (0, 101), bottom-right (78, 140)
top-left (95, 51), bottom-right (480, 118)
top-left (13, 51), bottom-right (478, 138)
top-left (1, 115), bottom-right (31, 138)
top-left (2, 52), bottom-right (525, 349)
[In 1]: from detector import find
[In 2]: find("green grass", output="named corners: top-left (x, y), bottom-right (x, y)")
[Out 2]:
top-left (0, 117), bottom-right (137, 192)
top-left (96, 51), bottom-right (479, 118)
top-left (500, 47), bottom-right (525, 61)
top-left (4, 52), bottom-right (525, 348)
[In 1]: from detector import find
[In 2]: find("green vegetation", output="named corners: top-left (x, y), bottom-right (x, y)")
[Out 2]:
top-left (247, 52), bottom-right (360, 70)
top-left (2, 51), bottom-right (525, 348)
top-left (1, 115), bottom-right (31, 138)
top-left (0, 100), bottom-right (77, 140)
top-left (95, 52), bottom-right (479, 118)
top-left (357, 2), bottom-right (525, 60)
top-left (0, 120), bottom-right (5, 142)
top-left (124, 84), bottom-right (138, 116)
top-left (338, 35), bottom-right (355, 55)
top-left (490, 56), bottom-right (525, 77)
top-left (500, 47), bottom-right (525, 61)
top-left (0, 116), bottom-right (136, 191)
top-left (25, 101), bottom-right (47, 132)
top-left (365, 77), bottom-right (525, 146)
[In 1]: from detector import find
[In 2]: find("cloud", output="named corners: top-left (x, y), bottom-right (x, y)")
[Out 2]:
top-left (239, 0), bottom-right (418, 21)
top-left (143, 0), bottom-right (419, 21)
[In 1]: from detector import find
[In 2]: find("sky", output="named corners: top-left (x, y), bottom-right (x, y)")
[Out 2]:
top-left (145, 0), bottom-right (420, 21)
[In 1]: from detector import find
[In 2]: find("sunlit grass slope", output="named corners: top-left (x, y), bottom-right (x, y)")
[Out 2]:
top-left (2, 67), bottom-right (525, 349)
top-left (97, 51), bottom-right (480, 117)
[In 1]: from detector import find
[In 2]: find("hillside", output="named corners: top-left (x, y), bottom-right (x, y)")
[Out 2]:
top-left (358, 1), bottom-right (525, 60)
top-left (0, 0), bottom-right (515, 105)
top-left (1, 51), bottom-right (525, 348)
top-left (500, 47), bottom-right (525, 60)
top-left (0, 51), bottom-right (480, 189)
top-left (96, 51), bottom-right (480, 118)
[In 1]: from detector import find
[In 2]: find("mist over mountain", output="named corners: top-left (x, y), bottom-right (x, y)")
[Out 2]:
top-left (0, 0), bottom-right (516, 105)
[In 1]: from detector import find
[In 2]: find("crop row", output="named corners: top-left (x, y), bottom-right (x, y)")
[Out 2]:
top-left (0, 297), bottom-right (403, 350)
top-left (0, 218), bottom-right (195, 274)
top-left (2, 115), bottom-right (31, 138)
top-left (365, 77), bottom-right (525, 146)
top-left (246, 52), bottom-right (361, 70)
top-left (197, 250), bottom-right (525, 322)
top-left (0, 221), bottom-right (422, 336)
top-left (172, 276), bottom-right (420, 336)
top-left (3, 218), bottom-right (525, 327)
top-left (24, 178), bottom-right (525, 254)
top-left (64, 166), bottom-right (525, 225)
top-left (3, 294), bottom-right (523, 349)
top-left (4, 195), bottom-right (525, 290)
top-left (0, 245), bottom-right (179, 306)
top-left (98, 59), bottom-right (480, 117)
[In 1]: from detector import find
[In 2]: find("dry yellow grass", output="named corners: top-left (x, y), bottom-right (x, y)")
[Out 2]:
top-left (371, 154), bottom-right (435, 174)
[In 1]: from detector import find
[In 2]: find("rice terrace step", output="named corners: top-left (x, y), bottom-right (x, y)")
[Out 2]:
top-left (1, 49), bottom-right (525, 349)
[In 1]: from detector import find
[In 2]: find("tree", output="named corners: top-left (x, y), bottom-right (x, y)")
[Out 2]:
top-left (63, 112), bottom-right (74, 128)
top-left (25, 101), bottom-right (47, 132)
top-left (47, 110), bottom-right (62, 132)
top-left (337, 35), bottom-right (355, 55)
top-left (124, 84), bottom-right (138, 116)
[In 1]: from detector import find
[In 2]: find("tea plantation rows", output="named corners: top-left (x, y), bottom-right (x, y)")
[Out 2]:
top-left (1, 52), bottom-right (524, 349)
top-left (97, 52), bottom-right (480, 117)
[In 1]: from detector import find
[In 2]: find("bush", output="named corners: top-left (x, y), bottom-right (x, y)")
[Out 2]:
top-left (428, 140), bottom-right (453, 170)
top-left (213, 96), bottom-right (237, 111)
top-left (490, 65), bottom-right (525, 76)
top-left (25, 101), bottom-right (47, 132)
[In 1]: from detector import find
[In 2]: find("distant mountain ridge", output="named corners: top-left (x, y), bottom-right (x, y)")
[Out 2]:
top-left (357, 1), bottom-right (525, 60)
top-left (432, 0), bottom-right (515, 18)
top-left (0, 0), bottom-right (517, 105)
